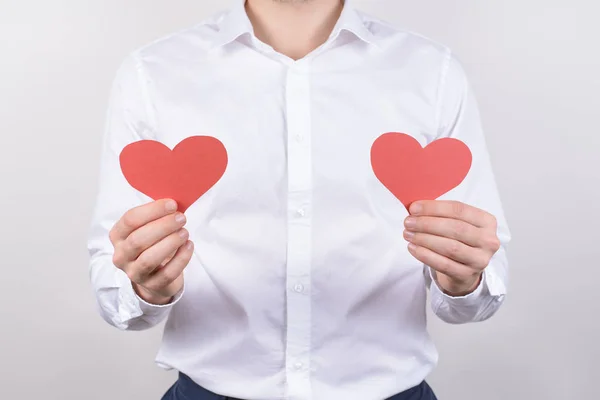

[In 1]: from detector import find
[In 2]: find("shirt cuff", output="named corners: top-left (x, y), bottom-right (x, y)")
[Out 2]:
top-left (428, 266), bottom-right (501, 309)
top-left (116, 270), bottom-right (185, 319)
top-left (135, 283), bottom-right (185, 314)
top-left (428, 267), bottom-right (486, 305)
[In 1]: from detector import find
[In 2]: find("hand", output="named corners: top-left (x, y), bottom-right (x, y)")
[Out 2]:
top-left (403, 200), bottom-right (501, 296)
top-left (109, 199), bottom-right (194, 305)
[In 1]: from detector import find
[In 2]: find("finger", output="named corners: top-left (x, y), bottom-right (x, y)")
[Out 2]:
top-left (404, 216), bottom-right (483, 247)
top-left (407, 242), bottom-right (474, 280)
top-left (110, 199), bottom-right (178, 242)
top-left (143, 241), bottom-right (194, 292)
top-left (121, 212), bottom-right (187, 261)
top-left (404, 231), bottom-right (489, 268)
top-left (409, 200), bottom-right (496, 228)
top-left (128, 228), bottom-right (190, 282)
top-left (160, 248), bottom-right (179, 267)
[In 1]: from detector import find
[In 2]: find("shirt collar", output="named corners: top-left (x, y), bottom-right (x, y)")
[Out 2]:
top-left (211, 1), bottom-right (254, 49)
top-left (211, 0), bottom-right (378, 49)
top-left (330, 0), bottom-right (378, 47)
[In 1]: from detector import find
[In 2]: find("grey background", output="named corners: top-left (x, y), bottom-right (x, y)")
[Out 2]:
top-left (1, 0), bottom-right (598, 399)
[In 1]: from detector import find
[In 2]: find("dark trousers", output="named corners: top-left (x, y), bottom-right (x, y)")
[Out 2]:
top-left (162, 372), bottom-right (438, 400)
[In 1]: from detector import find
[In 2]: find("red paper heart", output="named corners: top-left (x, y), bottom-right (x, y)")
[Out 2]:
top-left (119, 135), bottom-right (228, 213)
top-left (371, 132), bottom-right (472, 208)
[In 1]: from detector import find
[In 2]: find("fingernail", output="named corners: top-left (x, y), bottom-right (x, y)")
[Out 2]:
top-left (404, 217), bottom-right (417, 229)
top-left (410, 202), bottom-right (422, 215)
top-left (179, 229), bottom-right (189, 239)
top-left (404, 230), bottom-right (415, 240)
top-left (175, 213), bottom-right (186, 224)
top-left (166, 200), bottom-right (178, 212)
top-left (186, 241), bottom-right (194, 251)
top-left (408, 243), bottom-right (417, 252)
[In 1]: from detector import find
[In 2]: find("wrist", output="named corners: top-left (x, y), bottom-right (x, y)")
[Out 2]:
top-left (436, 272), bottom-right (482, 297)
top-left (132, 282), bottom-right (174, 305)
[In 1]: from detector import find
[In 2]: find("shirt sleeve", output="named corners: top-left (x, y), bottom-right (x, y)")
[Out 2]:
top-left (425, 50), bottom-right (512, 324)
top-left (87, 53), bottom-right (184, 331)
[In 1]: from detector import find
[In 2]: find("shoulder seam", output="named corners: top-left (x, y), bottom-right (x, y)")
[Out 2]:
top-left (132, 9), bottom-right (228, 56)
top-left (133, 22), bottom-right (206, 56)
top-left (360, 12), bottom-right (451, 51)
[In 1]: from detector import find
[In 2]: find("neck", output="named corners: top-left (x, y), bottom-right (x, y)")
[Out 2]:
top-left (245, 0), bottom-right (344, 60)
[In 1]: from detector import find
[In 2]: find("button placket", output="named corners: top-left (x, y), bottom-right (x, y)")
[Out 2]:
top-left (284, 63), bottom-right (312, 400)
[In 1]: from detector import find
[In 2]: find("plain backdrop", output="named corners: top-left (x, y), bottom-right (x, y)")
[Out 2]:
top-left (1, 0), bottom-right (598, 399)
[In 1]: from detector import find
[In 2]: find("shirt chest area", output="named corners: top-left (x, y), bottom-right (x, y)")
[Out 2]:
top-left (149, 63), bottom-right (439, 188)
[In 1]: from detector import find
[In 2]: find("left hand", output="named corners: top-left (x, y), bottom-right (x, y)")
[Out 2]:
top-left (403, 200), bottom-right (501, 296)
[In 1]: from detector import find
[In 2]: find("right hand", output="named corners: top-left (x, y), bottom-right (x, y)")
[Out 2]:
top-left (109, 199), bottom-right (194, 305)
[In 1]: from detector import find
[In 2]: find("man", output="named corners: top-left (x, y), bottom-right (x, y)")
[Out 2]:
top-left (88, 0), bottom-right (511, 399)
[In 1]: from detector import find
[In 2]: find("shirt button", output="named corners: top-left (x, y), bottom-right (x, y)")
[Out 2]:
top-left (295, 134), bottom-right (303, 142)
top-left (294, 362), bottom-right (303, 370)
top-left (296, 208), bottom-right (306, 217)
top-left (294, 283), bottom-right (304, 293)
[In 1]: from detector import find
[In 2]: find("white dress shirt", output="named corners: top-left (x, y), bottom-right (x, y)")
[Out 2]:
top-left (88, 1), bottom-right (511, 399)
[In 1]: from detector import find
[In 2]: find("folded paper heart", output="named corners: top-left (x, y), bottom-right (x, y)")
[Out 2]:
top-left (119, 135), bottom-right (228, 213)
top-left (371, 132), bottom-right (472, 209)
